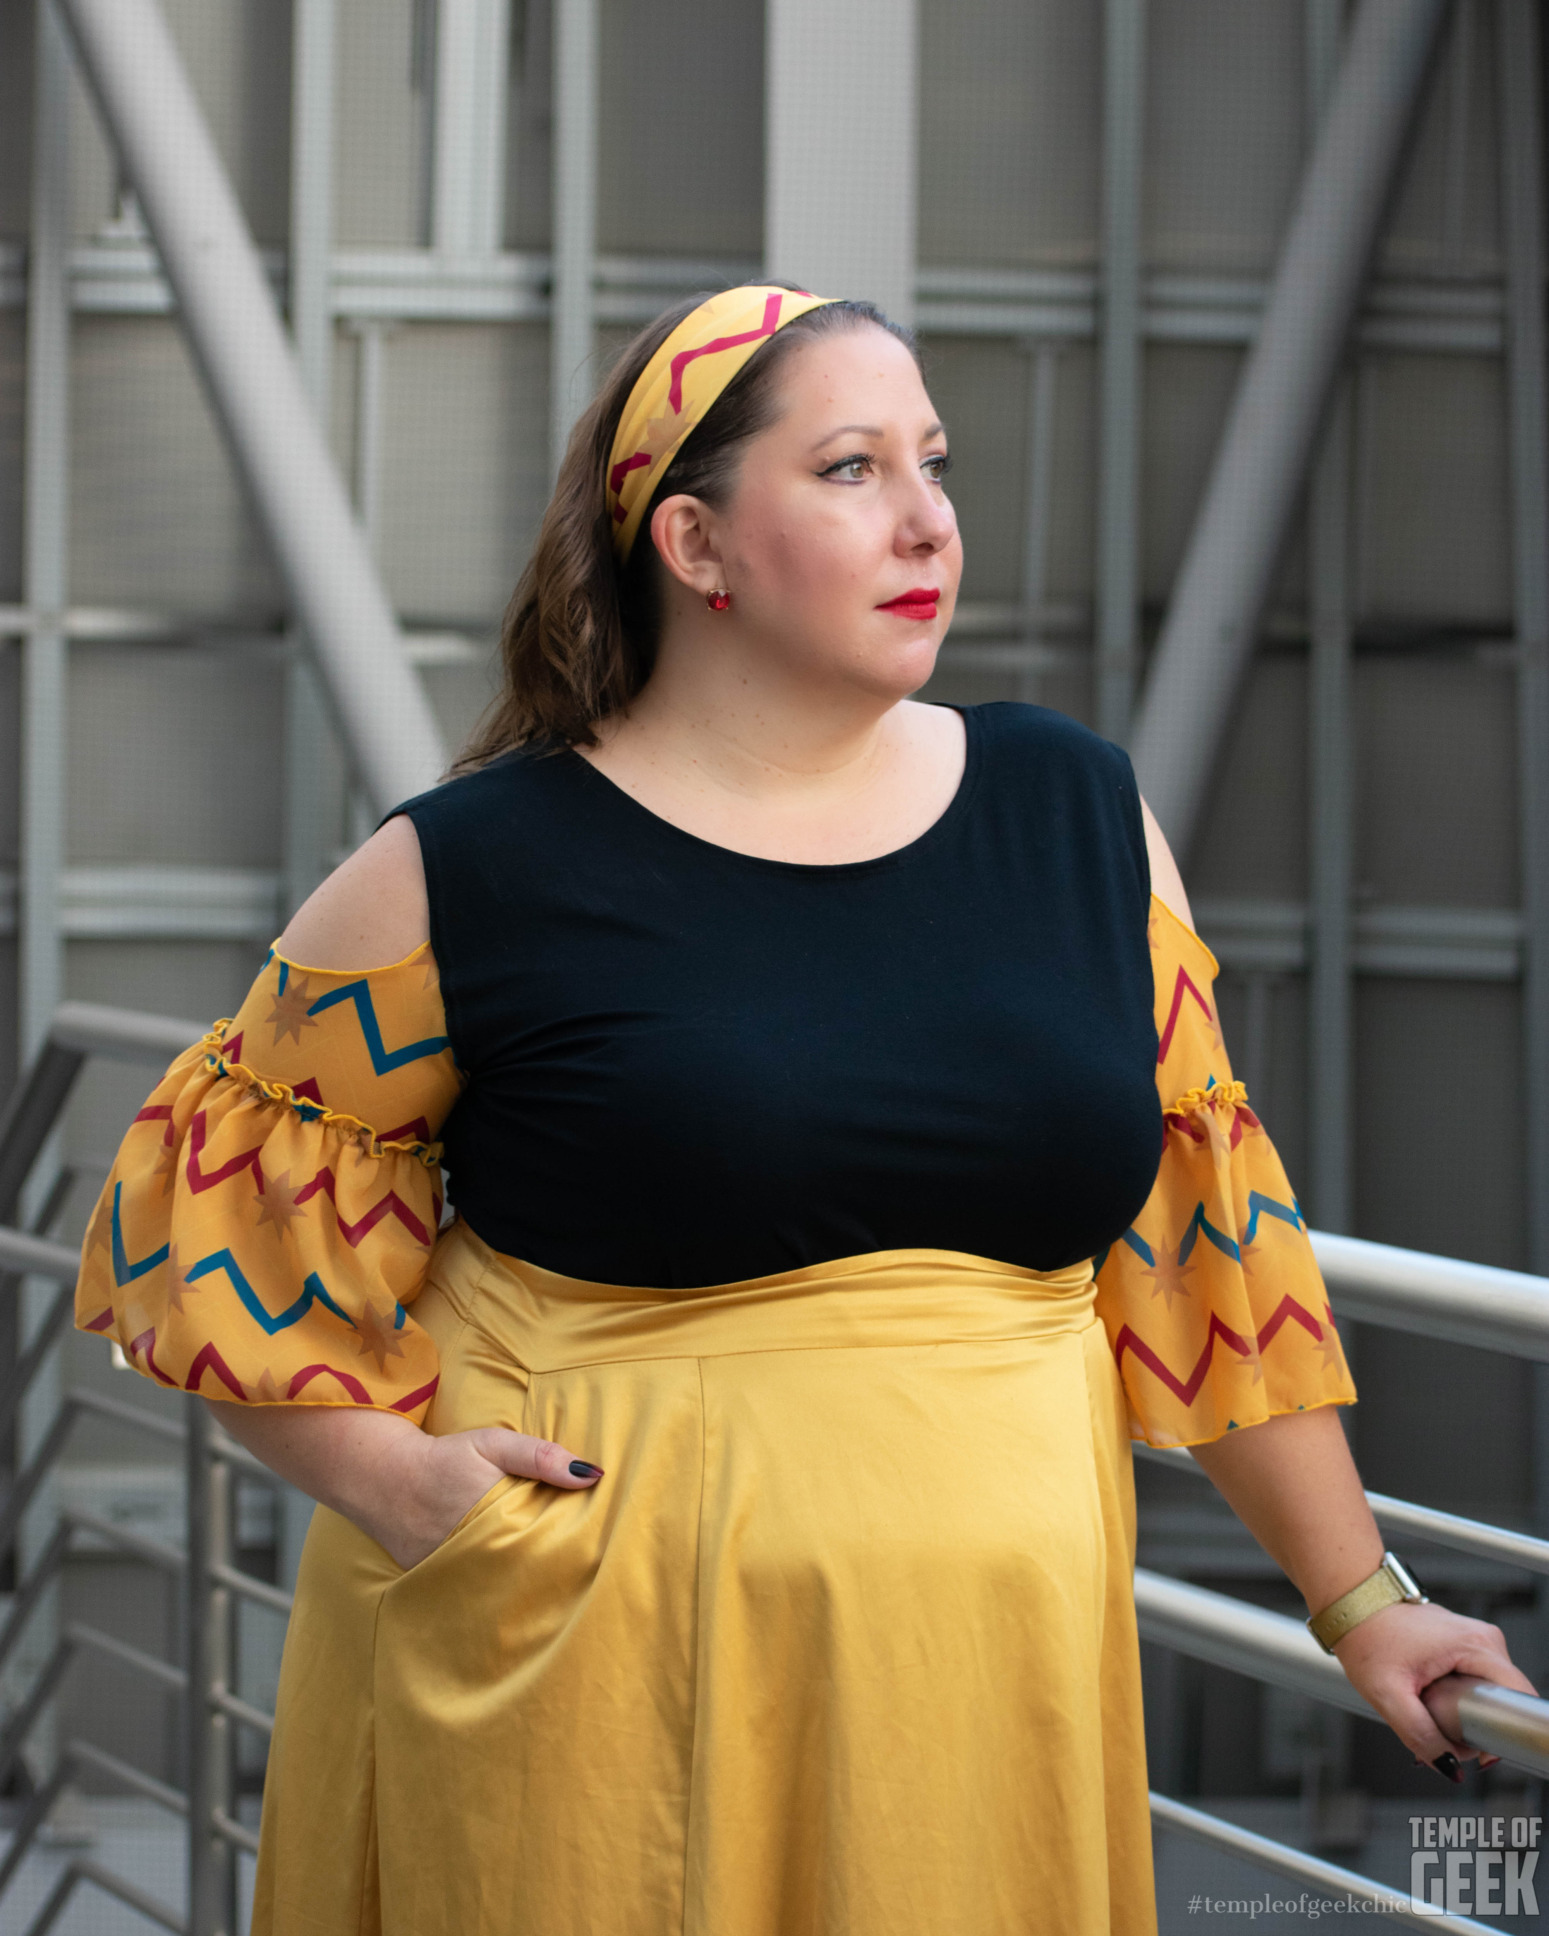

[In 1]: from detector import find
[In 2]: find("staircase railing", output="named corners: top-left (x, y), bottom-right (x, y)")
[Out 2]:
top-left (0, 1002), bottom-right (1547, 1934)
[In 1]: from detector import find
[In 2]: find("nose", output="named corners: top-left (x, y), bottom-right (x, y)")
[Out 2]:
top-left (893, 466), bottom-right (957, 556)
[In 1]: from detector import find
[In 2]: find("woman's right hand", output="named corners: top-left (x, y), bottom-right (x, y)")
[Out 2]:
top-left (369, 1425), bottom-right (605, 1572)
top-left (200, 1396), bottom-right (603, 1573)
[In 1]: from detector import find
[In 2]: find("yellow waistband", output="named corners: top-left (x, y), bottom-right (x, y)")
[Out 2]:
top-left (431, 1219), bottom-right (1098, 1372)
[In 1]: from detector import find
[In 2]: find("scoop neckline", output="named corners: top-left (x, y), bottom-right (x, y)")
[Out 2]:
top-left (563, 702), bottom-right (983, 877)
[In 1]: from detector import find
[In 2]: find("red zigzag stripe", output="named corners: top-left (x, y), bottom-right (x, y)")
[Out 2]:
top-left (180, 1114), bottom-right (434, 1245)
top-left (1112, 1295), bottom-right (1325, 1406)
top-left (295, 1166), bottom-right (433, 1246)
top-left (1157, 965), bottom-right (1217, 1065)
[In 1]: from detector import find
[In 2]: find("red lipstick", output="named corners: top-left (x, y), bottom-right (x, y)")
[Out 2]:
top-left (876, 586), bottom-right (940, 619)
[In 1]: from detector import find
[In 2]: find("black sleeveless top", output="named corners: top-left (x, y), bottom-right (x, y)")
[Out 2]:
top-left (391, 702), bottom-right (1162, 1288)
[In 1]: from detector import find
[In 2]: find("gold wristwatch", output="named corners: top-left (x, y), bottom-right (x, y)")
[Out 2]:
top-left (1307, 1552), bottom-right (1429, 1654)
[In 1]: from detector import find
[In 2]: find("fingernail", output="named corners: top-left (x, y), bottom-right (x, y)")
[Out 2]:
top-left (568, 1459), bottom-right (604, 1478)
top-left (1432, 1752), bottom-right (1463, 1784)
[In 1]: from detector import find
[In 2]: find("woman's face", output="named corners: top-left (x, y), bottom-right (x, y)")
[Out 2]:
top-left (655, 324), bottom-right (962, 703)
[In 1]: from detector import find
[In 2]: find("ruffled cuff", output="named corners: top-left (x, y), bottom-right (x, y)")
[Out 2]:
top-left (1092, 898), bottom-right (1358, 1448)
top-left (74, 944), bottom-right (461, 1424)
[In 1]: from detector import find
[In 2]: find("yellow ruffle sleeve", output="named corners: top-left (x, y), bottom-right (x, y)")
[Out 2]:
top-left (1093, 895), bottom-right (1358, 1449)
top-left (74, 942), bottom-right (463, 1424)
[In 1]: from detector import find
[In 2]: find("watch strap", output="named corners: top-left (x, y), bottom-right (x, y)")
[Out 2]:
top-left (1307, 1553), bottom-right (1428, 1654)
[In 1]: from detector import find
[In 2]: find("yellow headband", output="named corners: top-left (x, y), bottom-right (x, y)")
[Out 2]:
top-left (606, 284), bottom-right (838, 562)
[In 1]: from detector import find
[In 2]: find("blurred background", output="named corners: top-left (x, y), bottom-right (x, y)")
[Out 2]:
top-left (0, 1), bottom-right (1547, 1930)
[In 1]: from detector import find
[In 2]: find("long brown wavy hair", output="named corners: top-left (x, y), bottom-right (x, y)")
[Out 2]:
top-left (451, 286), bottom-right (919, 771)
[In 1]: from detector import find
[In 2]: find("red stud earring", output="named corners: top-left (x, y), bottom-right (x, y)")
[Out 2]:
top-left (707, 588), bottom-right (731, 612)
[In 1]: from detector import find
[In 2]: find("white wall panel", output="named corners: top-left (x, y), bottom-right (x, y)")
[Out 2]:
top-left (597, 0), bottom-right (762, 258)
top-left (0, 4), bottom-right (34, 241)
top-left (67, 646), bottom-right (285, 868)
top-left (0, 311), bottom-right (23, 600)
top-left (334, 0), bottom-right (432, 246)
top-left (376, 319), bottom-right (550, 624)
top-left (919, 0), bottom-right (1099, 270)
top-left (1146, 0), bottom-right (1305, 274)
top-left (70, 316), bottom-right (282, 612)
top-left (505, 0), bottom-right (555, 250)
top-left (1354, 657), bottom-right (1519, 907)
top-left (1356, 352), bottom-right (1511, 625)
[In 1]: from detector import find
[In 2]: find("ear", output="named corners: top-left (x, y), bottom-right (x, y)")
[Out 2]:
top-left (649, 494), bottom-right (726, 597)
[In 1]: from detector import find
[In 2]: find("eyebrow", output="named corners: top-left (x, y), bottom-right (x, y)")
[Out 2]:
top-left (810, 420), bottom-right (947, 449)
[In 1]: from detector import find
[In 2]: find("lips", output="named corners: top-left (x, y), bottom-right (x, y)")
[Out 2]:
top-left (877, 587), bottom-right (941, 618)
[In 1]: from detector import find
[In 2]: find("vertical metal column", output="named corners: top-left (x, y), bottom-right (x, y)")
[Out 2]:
top-left (433, 0), bottom-right (512, 257)
top-left (13, 0), bottom-right (73, 1781)
top-left (1305, 0), bottom-right (1355, 1237)
top-left (1495, 1), bottom-right (1549, 1683)
top-left (765, 0), bottom-right (920, 326)
top-left (1097, 0), bottom-right (1146, 744)
top-left (1130, 0), bottom-right (1450, 860)
top-left (550, 0), bottom-right (597, 478)
top-left (1019, 344), bottom-right (1059, 705)
top-left (283, 0), bottom-right (339, 921)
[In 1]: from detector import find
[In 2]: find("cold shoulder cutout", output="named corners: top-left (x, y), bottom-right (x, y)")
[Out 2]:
top-left (74, 941), bottom-right (462, 1421)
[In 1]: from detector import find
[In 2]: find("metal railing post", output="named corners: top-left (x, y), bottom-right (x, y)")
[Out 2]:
top-left (185, 1396), bottom-right (218, 1935)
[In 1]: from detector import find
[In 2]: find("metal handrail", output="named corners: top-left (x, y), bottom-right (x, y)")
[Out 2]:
top-left (1312, 1229), bottom-right (1549, 1360)
top-left (1136, 1442), bottom-right (1549, 1576)
top-left (1134, 1568), bottom-right (1549, 1778)
top-left (1149, 1793), bottom-right (1496, 1936)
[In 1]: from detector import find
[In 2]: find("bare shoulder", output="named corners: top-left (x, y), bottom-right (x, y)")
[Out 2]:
top-left (1139, 796), bottom-right (1196, 933)
top-left (275, 813), bottom-right (430, 971)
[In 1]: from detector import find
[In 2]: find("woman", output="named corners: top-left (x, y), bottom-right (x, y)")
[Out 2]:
top-left (77, 285), bottom-right (1533, 1935)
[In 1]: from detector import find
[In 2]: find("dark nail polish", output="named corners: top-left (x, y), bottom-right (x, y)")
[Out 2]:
top-left (1432, 1752), bottom-right (1463, 1784)
top-left (568, 1459), bottom-right (604, 1478)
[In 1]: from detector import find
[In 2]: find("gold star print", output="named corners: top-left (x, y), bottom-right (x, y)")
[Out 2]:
top-left (85, 1190), bottom-right (115, 1258)
top-left (162, 1243), bottom-right (203, 1318)
top-left (152, 1135), bottom-right (180, 1194)
top-left (253, 1167), bottom-right (307, 1241)
top-left (1141, 1240), bottom-right (1195, 1313)
top-left (1199, 1097), bottom-right (1233, 1165)
top-left (637, 404), bottom-right (691, 466)
top-left (1313, 1323), bottom-right (1347, 1374)
top-left (249, 1366), bottom-right (288, 1405)
top-left (1241, 1344), bottom-right (1266, 1387)
top-left (1236, 1229), bottom-right (1260, 1281)
top-left (1147, 904), bottom-right (1161, 952)
top-left (352, 1299), bottom-right (407, 1373)
top-left (266, 973), bottom-right (320, 1048)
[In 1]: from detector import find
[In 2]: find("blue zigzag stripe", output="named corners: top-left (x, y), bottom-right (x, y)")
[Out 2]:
top-left (1241, 1190), bottom-right (1306, 1244)
top-left (1100, 1193), bottom-right (1306, 1278)
top-left (184, 1250), bottom-right (412, 1338)
top-left (306, 982), bottom-right (449, 1073)
top-left (1177, 1202), bottom-right (1241, 1267)
top-left (111, 1184), bottom-right (170, 1287)
top-left (186, 1251), bottom-right (354, 1336)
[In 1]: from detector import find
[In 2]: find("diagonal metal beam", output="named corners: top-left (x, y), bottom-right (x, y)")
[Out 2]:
top-left (53, 0), bottom-right (446, 815)
top-left (1131, 0), bottom-right (1450, 857)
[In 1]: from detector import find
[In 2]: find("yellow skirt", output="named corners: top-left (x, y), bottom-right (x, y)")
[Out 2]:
top-left (251, 1218), bottom-right (1157, 1936)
